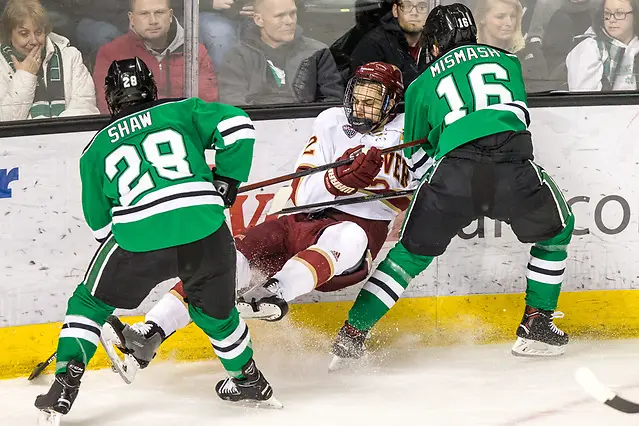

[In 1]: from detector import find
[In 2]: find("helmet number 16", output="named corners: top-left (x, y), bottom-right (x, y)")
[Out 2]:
top-left (436, 63), bottom-right (514, 126)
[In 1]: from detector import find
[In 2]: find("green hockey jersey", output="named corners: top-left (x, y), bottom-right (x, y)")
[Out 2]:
top-left (80, 98), bottom-right (255, 252)
top-left (404, 44), bottom-right (530, 161)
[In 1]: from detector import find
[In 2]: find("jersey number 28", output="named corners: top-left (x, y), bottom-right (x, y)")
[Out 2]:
top-left (105, 129), bottom-right (193, 206)
top-left (436, 63), bottom-right (514, 126)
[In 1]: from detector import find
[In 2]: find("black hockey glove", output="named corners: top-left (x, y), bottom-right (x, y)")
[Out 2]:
top-left (212, 173), bottom-right (240, 208)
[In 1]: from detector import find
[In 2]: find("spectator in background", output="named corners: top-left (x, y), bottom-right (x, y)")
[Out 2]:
top-left (475, 0), bottom-right (549, 92)
top-left (350, 0), bottom-right (429, 87)
top-left (542, 0), bottom-right (596, 89)
top-left (93, 0), bottom-right (218, 114)
top-left (567, 0), bottom-right (639, 91)
top-left (525, 0), bottom-right (563, 43)
top-left (200, 0), bottom-right (255, 68)
top-left (70, 0), bottom-right (242, 72)
top-left (0, 0), bottom-right (98, 120)
top-left (71, 0), bottom-right (130, 69)
top-left (330, 0), bottom-right (394, 85)
top-left (0, 0), bottom-right (77, 42)
top-left (218, 0), bottom-right (343, 105)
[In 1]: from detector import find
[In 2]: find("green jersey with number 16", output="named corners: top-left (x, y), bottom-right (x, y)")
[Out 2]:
top-left (80, 98), bottom-right (255, 252)
top-left (404, 44), bottom-right (530, 161)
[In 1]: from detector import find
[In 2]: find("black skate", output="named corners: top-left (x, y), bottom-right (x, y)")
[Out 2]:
top-left (215, 358), bottom-right (282, 408)
top-left (511, 305), bottom-right (569, 357)
top-left (100, 316), bottom-right (165, 384)
top-left (328, 321), bottom-right (369, 371)
top-left (236, 278), bottom-right (289, 321)
top-left (35, 359), bottom-right (85, 425)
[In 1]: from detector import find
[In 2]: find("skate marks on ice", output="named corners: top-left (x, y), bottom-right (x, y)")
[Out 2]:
top-left (5, 336), bottom-right (639, 425)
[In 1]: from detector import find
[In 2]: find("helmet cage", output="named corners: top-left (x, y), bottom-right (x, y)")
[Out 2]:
top-left (344, 76), bottom-right (399, 134)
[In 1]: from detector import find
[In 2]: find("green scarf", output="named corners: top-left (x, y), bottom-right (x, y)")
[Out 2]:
top-left (1, 43), bottom-right (66, 118)
top-left (595, 31), bottom-right (626, 91)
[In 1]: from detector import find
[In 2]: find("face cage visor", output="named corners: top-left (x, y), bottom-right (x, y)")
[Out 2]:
top-left (344, 77), bottom-right (393, 134)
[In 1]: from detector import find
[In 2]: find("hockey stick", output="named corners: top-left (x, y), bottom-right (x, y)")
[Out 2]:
top-left (238, 138), bottom-right (427, 193)
top-left (28, 350), bottom-right (56, 381)
top-left (270, 189), bottom-right (415, 216)
top-left (575, 367), bottom-right (639, 413)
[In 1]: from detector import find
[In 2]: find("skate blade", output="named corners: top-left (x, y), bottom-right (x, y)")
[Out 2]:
top-left (37, 410), bottom-right (61, 426)
top-left (226, 395), bottom-right (283, 409)
top-left (237, 301), bottom-right (283, 322)
top-left (328, 355), bottom-right (360, 372)
top-left (511, 337), bottom-right (566, 357)
top-left (100, 324), bottom-right (140, 384)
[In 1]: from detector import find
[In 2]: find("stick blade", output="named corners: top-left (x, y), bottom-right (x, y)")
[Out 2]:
top-left (28, 353), bottom-right (56, 381)
top-left (576, 367), bottom-right (639, 414)
top-left (267, 186), bottom-right (293, 216)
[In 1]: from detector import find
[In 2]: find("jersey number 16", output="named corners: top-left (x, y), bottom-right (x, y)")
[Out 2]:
top-left (436, 63), bottom-right (514, 126)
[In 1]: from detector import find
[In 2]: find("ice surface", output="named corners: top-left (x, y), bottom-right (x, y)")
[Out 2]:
top-left (4, 339), bottom-right (639, 426)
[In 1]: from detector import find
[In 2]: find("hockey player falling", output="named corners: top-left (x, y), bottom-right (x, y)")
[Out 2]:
top-left (102, 62), bottom-right (429, 380)
top-left (34, 57), bottom-right (280, 426)
top-left (328, 3), bottom-right (575, 367)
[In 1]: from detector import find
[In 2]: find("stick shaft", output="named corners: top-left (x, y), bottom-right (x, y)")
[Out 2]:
top-left (238, 138), bottom-right (426, 193)
top-left (273, 189), bottom-right (415, 215)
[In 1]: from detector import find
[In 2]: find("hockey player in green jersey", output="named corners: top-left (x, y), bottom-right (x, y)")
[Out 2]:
top-left (35, 57), bottom-right (280, 425)
top-left (330, 3), bottom-right (575, 368)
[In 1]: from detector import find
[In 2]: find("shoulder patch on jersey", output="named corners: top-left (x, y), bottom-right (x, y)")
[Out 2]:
top-left (342, 124), bottom-right (357, 138)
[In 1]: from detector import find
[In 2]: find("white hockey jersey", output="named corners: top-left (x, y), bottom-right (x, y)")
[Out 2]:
top-left (291, 107), bottom-right (430, 221)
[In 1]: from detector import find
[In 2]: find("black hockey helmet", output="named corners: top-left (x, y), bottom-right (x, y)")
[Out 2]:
top-left (422, 3), bottom-right (477, 59)
top-left (104, 57), bottom-right (158, 116)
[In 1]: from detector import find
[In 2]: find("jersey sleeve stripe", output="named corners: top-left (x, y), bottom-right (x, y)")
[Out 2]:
top-left (408, 148), bottom-right (430, 172)
top-left (484, 101), bottom-right (530, 127)
top-left (217, 115), bottom-right (252, 132)
top-left (92, 223), bottom-right (112, 242)
top-left (221, 127), bottom-right (256, 147)
top-left (505, 101), bottom-right (531, 126)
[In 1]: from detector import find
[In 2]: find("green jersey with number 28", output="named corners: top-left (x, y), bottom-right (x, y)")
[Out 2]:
top-left (80, 98), bottom-right (255, 252)
top-left (404, 44), bottom-right (530, 161)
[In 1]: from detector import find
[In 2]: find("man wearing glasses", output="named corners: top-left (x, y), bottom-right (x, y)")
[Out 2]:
top-left (350, 0), bottom-right (430, 86)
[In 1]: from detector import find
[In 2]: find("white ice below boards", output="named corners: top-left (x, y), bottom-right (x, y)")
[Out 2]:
top-left (4, 338), bottom-right (639, 426)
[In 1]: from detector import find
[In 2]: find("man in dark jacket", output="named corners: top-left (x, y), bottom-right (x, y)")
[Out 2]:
top-left (350, 0), bottom-right (430, 87)
top-left (330, 0), bottom-right (394, 85)
top-left (217, 0), bottom-right (343, 105)
top-left (543, 0), bottom-right (596, 73)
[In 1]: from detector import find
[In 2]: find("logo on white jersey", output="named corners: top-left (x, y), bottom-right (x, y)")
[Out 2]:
top-left (342, 124), bottom-right (357, 138)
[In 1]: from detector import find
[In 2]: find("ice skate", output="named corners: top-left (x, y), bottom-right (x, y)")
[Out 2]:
top-left (35, 359), bottom-right (85, 425)
top-left (329, 321), bottom-right (369, 371)
top-left (237, 278), bottom-right (289, 321)
top-left (511, 306), bottom-right (569, 357)
top-left (101, 316), bottom-right (165, 384)
top-left (215, 358), bottom-right (282, 408)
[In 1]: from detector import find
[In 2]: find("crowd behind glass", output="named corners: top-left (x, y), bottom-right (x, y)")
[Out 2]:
top-left (0, 0), bottom-right (635, 121)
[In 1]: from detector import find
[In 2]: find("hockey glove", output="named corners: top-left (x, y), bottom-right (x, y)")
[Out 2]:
top-left (212, 173), bottom-right (240, 208)
top-left (324, 145), bottom-right (383, 196)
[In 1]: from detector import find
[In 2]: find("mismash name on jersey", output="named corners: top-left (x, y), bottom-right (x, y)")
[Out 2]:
top-left (107, 111), bottom-right (153, 143)
top-left (431, 45), bottom-right (503, 77)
